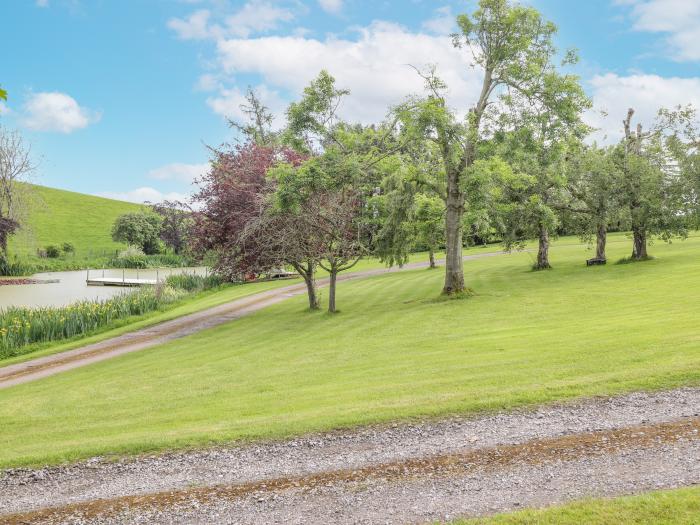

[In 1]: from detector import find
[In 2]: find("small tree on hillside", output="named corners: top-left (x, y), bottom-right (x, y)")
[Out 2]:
top-left (0, 127), bottom-right (35, 256)
top-left (111, 212), bottom-right (163, 254)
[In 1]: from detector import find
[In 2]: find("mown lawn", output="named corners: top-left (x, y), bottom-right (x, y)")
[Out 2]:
top-left (457, 485), bottom-right (700, 524)
top-left (1, 234), bottom-right (699, 467)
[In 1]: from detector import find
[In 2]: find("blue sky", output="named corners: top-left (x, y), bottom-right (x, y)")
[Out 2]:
top-left (2, 0), bottom-right (699, 202)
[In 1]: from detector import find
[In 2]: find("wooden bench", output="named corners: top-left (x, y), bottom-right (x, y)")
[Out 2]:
top-left (586, 258), bottom-right (607, 266)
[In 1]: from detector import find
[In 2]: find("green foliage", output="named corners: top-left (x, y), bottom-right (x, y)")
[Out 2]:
top-left (284, 70), bottom-right (350, 153)
top-left (111, 212), bottom-right (163, 255)
top-left (0, 286), bottom-right (187, 359)
top-left (0, 255), bottom-right (31, 276)
top-left (0, 86), bottom-right (6, 101)
top-left (166, 273), bottom-right (224, 292)
top-left (61, 242), bottom-right (75, 254)
top-left (44, 245), bottom-right (61, 258)
top-left (108, 247), bottom-right (190, 269)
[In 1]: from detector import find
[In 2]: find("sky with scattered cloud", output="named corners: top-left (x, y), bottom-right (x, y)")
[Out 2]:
top-left (2, 0), bottom-right (700, 202)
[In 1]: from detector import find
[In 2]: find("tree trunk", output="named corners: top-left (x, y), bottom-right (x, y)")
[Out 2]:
top-left (632, 226), bottom-right (648, 259)
top-left (442, 172), bottom-right (465, 294)
top-left (428, 247), bottom-right (436, 269)
top-left (304, 274), bottom-right (319, 310)
top-left (328, 270), bottom-right (338, 313)
top-left (535, 225), bottom-right (551, 270)
top-left (291, 261), bottom-right (319, 310)
top-left (595, 222), bottom-right (607, 260)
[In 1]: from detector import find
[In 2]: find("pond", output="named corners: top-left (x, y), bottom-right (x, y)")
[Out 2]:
top-left (0, 267), bottom-right (208, 309)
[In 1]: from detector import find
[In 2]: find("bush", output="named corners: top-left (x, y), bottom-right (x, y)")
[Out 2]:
top-left (61, 242), bottom-right (75, 254)
top-left (0, 255), bottom-right (32, 277)
top-left (110, 246), bottom-right (148, 269)
top-left (45, 245), bottom-right (61, 258)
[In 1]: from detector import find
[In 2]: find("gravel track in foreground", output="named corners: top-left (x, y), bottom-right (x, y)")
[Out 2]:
top-left (1, 387), bottom-right (699, 523)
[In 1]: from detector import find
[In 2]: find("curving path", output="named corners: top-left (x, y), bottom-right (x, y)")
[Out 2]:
top-left (0, 252), bottom-right (506, 390)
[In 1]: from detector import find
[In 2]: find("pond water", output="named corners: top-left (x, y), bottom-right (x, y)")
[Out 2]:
top-left (0, 267), bottom-right (208, 309)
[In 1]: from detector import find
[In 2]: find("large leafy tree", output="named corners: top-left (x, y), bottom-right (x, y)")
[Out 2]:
top-left (493, 69), bottom-right (590, 269)
top-left (396, 0), bottom-right (578, 292)
top-left (564, 144), bottom-right (624, 262)
top-left (273, 71), bottom-right (399, 313)
top-left (619, 106), bottom-right (696, 259)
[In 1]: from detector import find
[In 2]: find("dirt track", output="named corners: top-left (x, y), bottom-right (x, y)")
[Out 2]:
top-left (0, 252), bottom-right (505, 390)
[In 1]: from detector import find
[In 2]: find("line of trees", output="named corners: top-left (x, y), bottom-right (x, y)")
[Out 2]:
top-left (188, 0), bottom-right (699, 313)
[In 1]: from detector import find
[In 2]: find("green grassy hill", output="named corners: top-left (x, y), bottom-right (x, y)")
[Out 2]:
top-left (1, 234), bottom-right (699, 467)
top-left (10, 184), bottom-right (145, 259)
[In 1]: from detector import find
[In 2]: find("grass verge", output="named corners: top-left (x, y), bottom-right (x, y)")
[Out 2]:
top-left (455, 485), bottom-right (700, 524)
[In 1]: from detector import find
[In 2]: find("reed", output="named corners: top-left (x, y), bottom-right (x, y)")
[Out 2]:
top-left (0, 285), bottom-right (187, 358)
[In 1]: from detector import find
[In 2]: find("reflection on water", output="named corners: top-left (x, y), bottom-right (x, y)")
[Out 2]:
top-left (0, 267), bottom-right (208, 309)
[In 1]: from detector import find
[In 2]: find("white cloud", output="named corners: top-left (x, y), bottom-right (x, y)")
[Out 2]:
top-left (21, 92), bottom-right (99, 133)
top-left (422, 6), bottom-right (456, 35)
top-left (36, 0), bottom-right (49, 7)
top-left (148, 162), bottom-right (209, 183)
top-left (618, 0), bottom-right (700, 61)
top-left (195, 73), bottom-right (221, 92)
top-left (168, 9), bottom-right (213, 40)
top-left (0, 102), bottom-right (10, 117)
top-left (213, 21), bottom-right (483, 124)
top-left (318, 0), bottom-right (343, 14)
top-left (168, 1), bottom-right (294, 41)
top-left (586, 73), bottom-right (700, 142)
top-left (226, 1), bottom-right (294, 37)
top-left (97, 187), bottom-right (191, 204)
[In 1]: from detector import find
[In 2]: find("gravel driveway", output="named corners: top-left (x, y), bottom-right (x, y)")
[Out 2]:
top-left (2, 387), bottom-right (699, 524)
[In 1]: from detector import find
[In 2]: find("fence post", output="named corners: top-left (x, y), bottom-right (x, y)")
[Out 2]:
top-left (123, 268), bottom-right (125, 284)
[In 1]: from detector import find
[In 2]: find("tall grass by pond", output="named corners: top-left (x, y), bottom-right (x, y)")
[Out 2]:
top-left (0, 274), bottom-right (223, 359)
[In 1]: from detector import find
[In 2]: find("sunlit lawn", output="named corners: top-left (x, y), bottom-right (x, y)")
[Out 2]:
top-left (1, 233), bottom-right (699, 467)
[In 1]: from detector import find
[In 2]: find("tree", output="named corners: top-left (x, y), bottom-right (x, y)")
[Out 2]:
top-left (564, 145), bottom-right (623, 261)
top-left (111, 212), bottom-right (163, 254)
top-left (190, 142), bottom-right (320, 302)
top-left (274, 71), bottom-right (396, 313)
top-left (271, 154), bottom-right (371, 314)
top-left (396, 0), bottom-right (576, 292)
top-left (228, 87), bottom-right (277, 147)
top-left (0, 127), bottom-right (34, 256)
top-left (619, 107), bottom-right (696, 260)
top-left (0, 87), bottom-right (6, 101)
top-left (150, 200), bottom-right (192, 255)
top-left (413, 194), bottom-right (445, 268)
